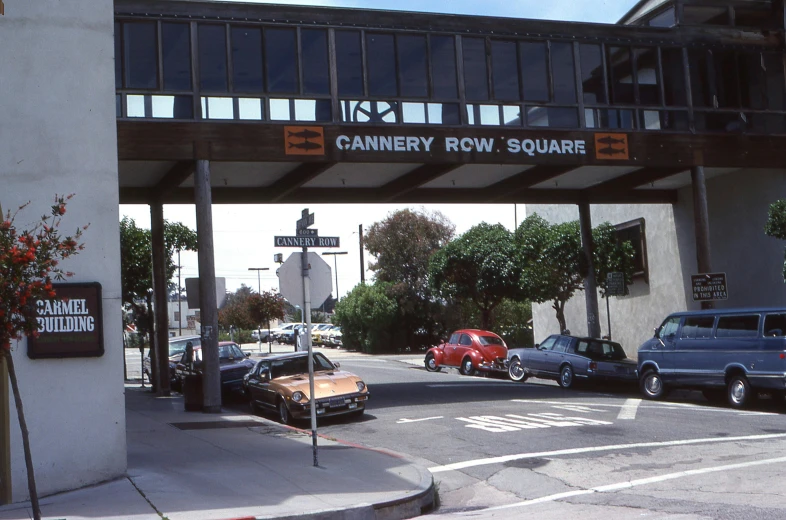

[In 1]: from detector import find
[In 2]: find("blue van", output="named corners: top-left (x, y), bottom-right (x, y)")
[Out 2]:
top-left (637, 308), bottom-right (786, 408)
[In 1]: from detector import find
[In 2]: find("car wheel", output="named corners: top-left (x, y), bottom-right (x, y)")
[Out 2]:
top-left (728, 375), bottom-right (756, 409)
top-left (508, 358), bottom-right (528, 382)
top-left (424, 353), bottom-right (441, 372)
top-left (278, 399), bottom-right (293, 425)
top-left (640, 370), bottom-right (666, 400)
top-left (459, 357), bottom-right (475, 376)
top-left (558, 365), bottom-right (574, 389)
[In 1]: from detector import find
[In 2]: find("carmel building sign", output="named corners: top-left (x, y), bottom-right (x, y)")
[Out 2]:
top-left (28, 282), bottom-right (104, 359)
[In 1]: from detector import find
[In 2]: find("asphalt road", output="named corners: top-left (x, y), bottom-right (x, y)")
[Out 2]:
top-left (126, 348), bottom-right (786, 519)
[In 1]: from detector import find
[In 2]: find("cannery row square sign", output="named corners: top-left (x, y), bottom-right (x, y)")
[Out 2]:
top-left (27, 282), bottom-right (104, 359)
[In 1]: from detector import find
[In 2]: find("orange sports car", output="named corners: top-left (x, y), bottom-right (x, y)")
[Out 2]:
top-left (244, 351), bottom-right (369, 424)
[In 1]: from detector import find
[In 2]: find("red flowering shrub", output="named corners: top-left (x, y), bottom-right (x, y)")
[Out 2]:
top-left (0, 195), bottom-right (88, 351)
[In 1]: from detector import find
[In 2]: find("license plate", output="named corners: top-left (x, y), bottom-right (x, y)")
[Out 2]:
top-left (329, 397), bottom-right (346, 408)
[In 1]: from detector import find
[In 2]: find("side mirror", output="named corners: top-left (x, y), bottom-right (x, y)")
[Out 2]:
top-left (653, 327), bottom-right (659, 338)
top-left (333, 361), bottom-right (341, 369)
top-left (245, 352), bottom-right (251, 358)
top-left (534, 343), bottom-right (540, 349)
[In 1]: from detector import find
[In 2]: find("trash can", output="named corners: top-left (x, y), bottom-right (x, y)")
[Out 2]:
top-left (183, 373), bottom-right (203, 412)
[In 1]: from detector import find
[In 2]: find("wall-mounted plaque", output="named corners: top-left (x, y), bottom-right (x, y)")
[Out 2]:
top-left (27, 282), bottom-right (104, 359)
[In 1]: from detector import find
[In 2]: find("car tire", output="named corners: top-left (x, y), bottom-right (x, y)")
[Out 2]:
top-left (424, 353), bottom-right (441, 372)
top-left (558, 365), bottom-right (574, 389)
top-left (278, 399), bottom-right (293, 425)
top-left (728, 375), bottom-right (756, 409)
top-left (508, 358), bottom-right (528, 382)
top-left (640, 370), bottom-right (666, 400)
top-left (459, 357), bottom-right (475, 376)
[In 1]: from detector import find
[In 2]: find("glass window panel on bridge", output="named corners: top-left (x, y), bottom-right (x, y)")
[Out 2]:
top-left (397, 35), bottom-right (428, 98)
top-left (231, 27), bottom-right (264, 93)
top-left (430, 35), bottom-right (458, 99)
top-left (551, 42), bottom-right (576, 104)
top-left (341, 100), bottom-right (398, 123)
top-left (265, 28), bottom-right (298, 93)
top-left (519, 41), bottom-right (549, 102)
top-left (301, 29), bottom-right (330, 95)
top-left (367, 33), bottom-right (398, 97)
top-left (162, 23), bottom-right (191, 91)
top-left (239, 98), bottom-right (264, 120)
top-left (738, 52), bottom-right (766, 110)
top-left (682, 5), bottom-right (731, 26)
top-left (199, 25), bottom-right (228, 93)
top-left (527, 106), bottom-right (578, 128)
top-left (714, 50), bottom-right (740, 108)
top-left (638, 110), bottom-right (689, 131)
top-left (123, 22), bottom-right (158, 89)
top-left (688, 49), bottom-right (711, 108)
top-left (661, 48), bottom-right (687, 106)
top-left (764, 53), bottom-right (786, 110)
top-left (580, 43), bottom-right (606, 104)
top-left (635, 48), bottom-right (660, 105)
top-left (491, 40), bottom-right (520, 101)
top-left (607, 46), bottom-right (634, 105)
top-left (336, 31), bottom-right (364, 97)
top-left (115, 23), bottom-right (122, 89)
top-left (463, 37), bottom-right (490, 101)
top-left (585, 108), bottom-right (635, 129)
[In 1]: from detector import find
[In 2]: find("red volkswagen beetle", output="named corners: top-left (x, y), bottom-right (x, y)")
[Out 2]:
top-left (424, 329), bottom-right (508, 376)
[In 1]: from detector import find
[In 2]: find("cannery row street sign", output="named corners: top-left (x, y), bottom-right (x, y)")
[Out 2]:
top-left (275, 208), bottom-right (340, 248)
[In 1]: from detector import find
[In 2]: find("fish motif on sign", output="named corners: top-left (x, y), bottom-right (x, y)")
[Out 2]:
top-left (285, 126), bottom-right (325, 156)
top-left (594, 133), bottom-right (629, 160)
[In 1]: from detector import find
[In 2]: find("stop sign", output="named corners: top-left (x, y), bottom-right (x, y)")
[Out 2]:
top-left (277, 252), bottom-right (333, 309)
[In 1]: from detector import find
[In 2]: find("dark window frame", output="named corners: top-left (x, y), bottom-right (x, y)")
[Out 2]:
top-left (615, 218), bottom-right (648, 283)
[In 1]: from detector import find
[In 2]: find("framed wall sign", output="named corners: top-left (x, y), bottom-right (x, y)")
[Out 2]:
top-left (27, 282), bottom-right (104, 359)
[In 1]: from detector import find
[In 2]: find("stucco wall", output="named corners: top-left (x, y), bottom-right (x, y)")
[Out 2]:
top-left (0, 1), bottom-right (125, 502)
top-left (528, 168), bottom-right (786, 358)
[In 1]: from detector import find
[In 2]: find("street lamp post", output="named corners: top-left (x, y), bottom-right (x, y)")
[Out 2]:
top-left (248, 267), bottom-right (269, 350)
top-left (321, 252), bottom-right (348, 306)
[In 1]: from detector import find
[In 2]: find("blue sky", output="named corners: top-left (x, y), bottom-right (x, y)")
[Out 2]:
top-left (121, 0), bottom-right (640, 298)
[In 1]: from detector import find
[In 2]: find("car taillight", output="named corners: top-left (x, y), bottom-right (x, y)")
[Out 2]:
top-left (588, 361), bottom-right (597, 371)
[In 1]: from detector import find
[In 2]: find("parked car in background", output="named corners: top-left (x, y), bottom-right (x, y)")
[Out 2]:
top-left (424, 329), bottom-right (508, 376)
top-left (312, 324), bottom-right (335, 345)
top-left (173, 341), bottom-right (255, 395)
top-left (638, 308), bottom-right (786, 408)
top-left (143, 334), bottom-right (201, 383)
top-left (508, 334), bottom-right (637, 388)
top-left (244, 351), bottom-right (369, 424)
top-left (322, 326), bottom-right (342, 348)
top-left (275, 323), bottom-right (304, 344)
top-left (251, 329), bottom-right (271, 342)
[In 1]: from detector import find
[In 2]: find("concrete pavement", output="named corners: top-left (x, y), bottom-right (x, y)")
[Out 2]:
top-left (0, 346), bottom-right (434, 520)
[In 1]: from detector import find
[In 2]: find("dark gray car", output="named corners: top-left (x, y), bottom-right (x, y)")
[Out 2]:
top-left (508, 334), bottom-right (638, 388)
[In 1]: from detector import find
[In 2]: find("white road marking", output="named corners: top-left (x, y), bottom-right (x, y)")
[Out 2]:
top-left (616, 398), bottom-right (642, 420)
top-left (476, 455), bottom-right (786, 513)
top-left (456, 413), bottom-right (613, 432)
top-left (552, 405), bottom-right (608, 413)
top-left (512, 398), bottom-right (778, 416)
top-left (396, 416), bottom-right (443, 424)
top-left (428, 432), bottom-right (786, 473)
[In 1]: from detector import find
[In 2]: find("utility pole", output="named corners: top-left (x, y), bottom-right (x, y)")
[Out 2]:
top-left (322, 251), bottom-right (348, 302)
top-left (358, 224), bottom-right (365, 284)
top-left (177, 249), bottom-right (183, 337)
top-left (248, 267), bottom-right (269, 348)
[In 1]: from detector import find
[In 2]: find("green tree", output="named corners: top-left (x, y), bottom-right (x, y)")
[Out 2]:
top-left (765, 199), bottom-right (786, 281)
top-left (430, 223), bottom-right (521, 329)
top-left (593, 222), bottom-right (636, 296)
top-left (334, 282), bottom-right (398, 353)
top-left (516, 214), bottom-right (634, 333)
top-left (247, 290), bottom-right (286, 333)
top-left (364, 209), bottom-right (455, 348)
top-left (517, 214), bottom-right (584, 333)
top-left (218, 284), bottom-right (255, 330)
top-left (457, 298), bottom-right (534, 348)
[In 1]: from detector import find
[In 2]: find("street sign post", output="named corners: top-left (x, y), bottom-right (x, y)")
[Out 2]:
top-left (691, 272), bottom-right (728, 301)
top-left (604, 272), bottom-right (626, 341)
top-left (273, 208), bottom-right (343, 468)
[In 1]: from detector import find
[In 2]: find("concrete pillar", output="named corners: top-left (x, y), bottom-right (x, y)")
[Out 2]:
top-left (194, 160), bottom-right (222, 413)
top-left (150, 201), bottom-right (171, 395)
top-left (691, 166), bottom-right (714, 310)
top-left (579, 200), bottom-right (602, 338)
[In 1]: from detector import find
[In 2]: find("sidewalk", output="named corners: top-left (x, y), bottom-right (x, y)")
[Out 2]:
top-left (0, 383), bottom-right (434, 520)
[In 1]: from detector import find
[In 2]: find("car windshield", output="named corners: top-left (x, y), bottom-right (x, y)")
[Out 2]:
top-left (169, 338), bottom-right (199, 357)
top-left (478, 335), bottom-right (504, 346)
top-left (269, 354), bottom-right (335, 379)
top-left (191, 344), bottom-right (244, 363)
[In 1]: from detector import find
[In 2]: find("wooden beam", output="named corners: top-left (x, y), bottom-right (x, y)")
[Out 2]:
top-left (380, 164), bottom-right (462, 203)
top-left (266, 162), bottom-right (336, 203)
top-left (154, 161), bottom-right (195, 197)
top-left (588, 167), bottom-right (686, 193)
top-left (484, 165), bottom-right (577, 201)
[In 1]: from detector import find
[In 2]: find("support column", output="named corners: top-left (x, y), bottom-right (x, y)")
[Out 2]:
top-left (0, 354), bottom-right (11, 505)
top-left (194, 160), bottom-right (221, 413)
top-left (358, 224), bottom-right (365, 284)
top-left (579, 200), bottom-right (602, 338)
top-left (691, 166), bottom-right (714, 310)
top-left (150, 201), bottom-right (171, 396)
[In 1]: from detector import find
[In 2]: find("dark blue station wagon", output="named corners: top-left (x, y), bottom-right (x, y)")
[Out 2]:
top-left (638, 308), bottom-right (786, 408)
